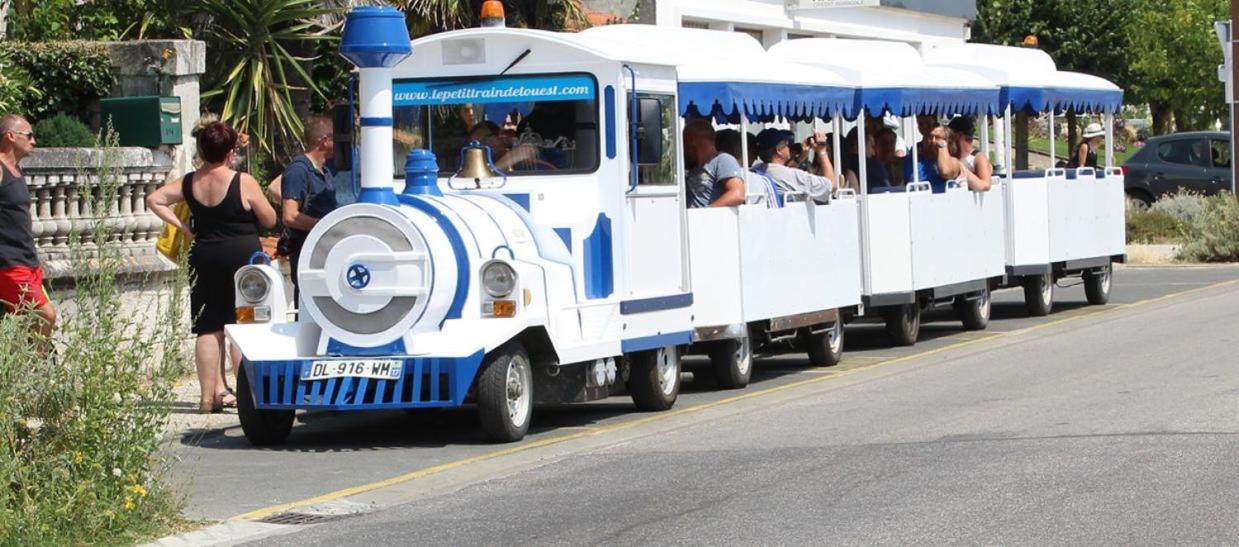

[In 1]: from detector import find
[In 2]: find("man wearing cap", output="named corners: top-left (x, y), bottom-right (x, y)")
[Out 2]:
top-left (682, 119), bottom-right (746, 208)
top-left (947, 116), bottom-right (992, 192)
top-left (753, 128), bottom-right (835, 204)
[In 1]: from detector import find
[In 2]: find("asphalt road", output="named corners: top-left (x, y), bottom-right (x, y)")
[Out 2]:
top-left (167, 265), bottom-right (1239, 544)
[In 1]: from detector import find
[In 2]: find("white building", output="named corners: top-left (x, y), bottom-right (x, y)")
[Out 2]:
top-left (587, 0), bottom-right (976, 51)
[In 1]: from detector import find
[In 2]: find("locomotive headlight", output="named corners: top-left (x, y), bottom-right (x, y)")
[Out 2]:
top-left (482, 261), bottom-right (517, 297)
top-left (238, 268), bottom-right (270, 303)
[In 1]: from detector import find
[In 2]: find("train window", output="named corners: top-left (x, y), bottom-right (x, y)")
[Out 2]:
top-left (630, 93), bottom-right (677, 186)
top-left (391, 74), bottom-right (600, 177)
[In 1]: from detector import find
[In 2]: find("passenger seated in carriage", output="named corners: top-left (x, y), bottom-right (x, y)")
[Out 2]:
top-left (712, 128), bottom-right (775, 206)
top-left (683, 119), bottom-right (746, 208)
top-left (874, 127), bottom-right (906, 186)
top-left (752, 128), bottom-right (834, 204)
top-left (911, 116), bottom-right (963, 193)
top-left (947, 116), bottom-right (992, 192)
top-left (715, 129), bottom-right (749, 167)
top-left (842, 127), bottom-right (892, 190)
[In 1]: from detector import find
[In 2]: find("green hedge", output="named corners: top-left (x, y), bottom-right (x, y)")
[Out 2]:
top-left (0, 41), bottom-right (115, 124)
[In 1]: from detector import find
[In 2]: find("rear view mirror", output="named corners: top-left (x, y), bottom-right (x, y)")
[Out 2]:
top-left (635, 97), bottom-right (663, 165)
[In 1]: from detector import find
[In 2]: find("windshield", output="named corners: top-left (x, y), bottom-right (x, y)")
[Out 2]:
top-left (392, 74), bottom-right (600, 176)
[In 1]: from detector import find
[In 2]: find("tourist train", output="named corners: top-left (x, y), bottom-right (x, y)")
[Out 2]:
top-left (223, 6), bottom-right (1125, 445)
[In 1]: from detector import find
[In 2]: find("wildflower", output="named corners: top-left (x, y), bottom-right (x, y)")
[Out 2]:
top-left (73, 452), bottom-right (83, 464)
top-left (123, 496), bottom-right (136, 511)
top-left (112, 392), bottom-right (122, 404)
top-left (112, 467), bottom-right (122, 478)
top-left (130, 483), bottom-right (148, 498)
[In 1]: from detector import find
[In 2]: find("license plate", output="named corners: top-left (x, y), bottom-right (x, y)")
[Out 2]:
top-left (303, 359), bottom-right (402, 381)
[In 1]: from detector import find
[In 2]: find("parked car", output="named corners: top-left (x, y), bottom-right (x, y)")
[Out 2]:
top-left (1122, 131), bottom-right (1232, 209)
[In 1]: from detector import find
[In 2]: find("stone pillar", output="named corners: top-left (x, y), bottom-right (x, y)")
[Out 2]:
top-left (106, 40), bottom-right (207, 177)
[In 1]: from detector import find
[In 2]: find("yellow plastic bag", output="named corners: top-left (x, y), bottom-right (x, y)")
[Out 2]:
top-left (155, 201), bottom-right (191, 261)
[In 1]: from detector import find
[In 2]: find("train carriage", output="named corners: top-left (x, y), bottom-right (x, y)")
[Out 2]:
top-left (574, 25), bottom-right (863, 387)
top-left (923, 44), bottom-right (1126, 314)
top-left (770, 39), bottom-right (1008, 345)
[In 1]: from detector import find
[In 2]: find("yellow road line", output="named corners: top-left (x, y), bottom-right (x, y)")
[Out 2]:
top-left (232, 278), bottom-right (1239, 522)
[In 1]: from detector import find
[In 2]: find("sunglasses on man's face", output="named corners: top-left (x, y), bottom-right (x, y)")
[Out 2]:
top-left (9, 131), bottom-right (34, 139)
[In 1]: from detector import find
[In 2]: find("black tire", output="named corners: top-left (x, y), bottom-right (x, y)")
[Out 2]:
top-left (1084, 262), bottom-right (1113, 305)
top-left (883, 303), bottom-right (921, 347)
top-left (476, 341), bottom-right (533, 443)
top-left (954, 287), bottom-right (991, 331)
top-left (236, 362), bottom-right (295, 446)
top-left (1022, 273), bottom-right (1054, 317)
top-left (800, 320), bottom-right (844, 367)
top-left (627, 345), bottom-right (680, 411)
top-left (709, 336), bottom-right (752, 389)
top-left (1126, 191), bottom-right (1152, 211)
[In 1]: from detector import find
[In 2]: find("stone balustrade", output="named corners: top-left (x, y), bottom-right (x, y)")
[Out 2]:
top-left (23, 147), bottom-right (176, 279)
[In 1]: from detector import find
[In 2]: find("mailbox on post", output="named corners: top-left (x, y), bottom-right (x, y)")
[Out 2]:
top-left (100, 96), bottom-right (183, 147)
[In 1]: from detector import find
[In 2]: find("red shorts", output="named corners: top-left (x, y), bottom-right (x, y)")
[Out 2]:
top-left (0, 265), bottom-right (49, 314)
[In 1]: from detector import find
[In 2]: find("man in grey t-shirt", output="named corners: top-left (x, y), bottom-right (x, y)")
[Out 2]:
top-left (754, 128), bottom-right (835, 204)
top-left (683, 120), bottom-right (746, 208)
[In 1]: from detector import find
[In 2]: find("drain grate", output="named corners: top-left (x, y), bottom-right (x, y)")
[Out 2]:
top-left (258, 511), bottom-right (360, 526)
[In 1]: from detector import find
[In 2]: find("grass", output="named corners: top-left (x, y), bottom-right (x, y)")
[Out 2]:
top-left (1027, 136), bottom-right (1137, 165)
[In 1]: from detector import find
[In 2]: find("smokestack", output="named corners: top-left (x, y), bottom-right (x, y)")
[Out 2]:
top-left (339, 6), bottom-right (412, 205)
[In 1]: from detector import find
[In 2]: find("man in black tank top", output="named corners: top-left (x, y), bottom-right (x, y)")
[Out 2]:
top-left (0, 115), bottom-right (57, 343)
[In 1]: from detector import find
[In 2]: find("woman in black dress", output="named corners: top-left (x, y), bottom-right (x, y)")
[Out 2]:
top-left (148, 122), bottom-right (277, 413)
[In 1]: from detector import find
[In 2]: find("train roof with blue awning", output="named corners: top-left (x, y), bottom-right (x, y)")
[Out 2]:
top-left (768, 38), bottom-right (1003, 117)
top-left (573, 25), bottom-right (857, 122)
top-left (922, 43), bottom-right (1124, 114)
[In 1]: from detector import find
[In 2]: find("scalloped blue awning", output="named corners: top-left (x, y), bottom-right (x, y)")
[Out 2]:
top-left (1006, 86), bottom-right (1125, 114)
top-left (857, 87), bottom-right (1002, 117)
top-left (678, 81), bottom-right (857, 123)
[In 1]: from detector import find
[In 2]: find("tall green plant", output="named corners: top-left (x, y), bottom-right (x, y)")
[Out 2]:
top-left (0, 129), bottom-right (189, 543)
top-left (197, 0), bottom-right (341, 161)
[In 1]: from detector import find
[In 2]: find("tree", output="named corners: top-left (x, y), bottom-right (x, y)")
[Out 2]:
top-left (1126, 0), bottom-right (1229, 134)
top-left (974, 0), bottom-right (1136, 147)
top-left (195, 0), bottom-right (341, 162)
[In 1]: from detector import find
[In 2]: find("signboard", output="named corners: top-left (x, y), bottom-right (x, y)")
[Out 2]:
top-left (785, 0), bottom-right (879, 10)
top-left (393, 75), bottom-right (596, 106)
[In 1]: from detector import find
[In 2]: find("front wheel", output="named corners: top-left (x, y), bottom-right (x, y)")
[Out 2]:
top-left (709, 335), bottom-right (752, 389)
top-left (236, 362), bottom-right (295, 446)
top-left (954, 287), bottom-right (991, 331)
top-left (628, 345), bottom-right (681, 411)
top-left (883, 303), bottom-right (921, 347)
top-left (801, 320), bottom-right (843, 367)
top-left (1084, 262), bottom-right (1113, 305)
top-left (1022, 273), bottom-right (1054, 317)
top-left (476, 342), bottom-right (533, 443)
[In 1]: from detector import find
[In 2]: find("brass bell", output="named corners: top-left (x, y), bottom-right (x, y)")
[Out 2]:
top-left (454, 140), bottom-right (503, 188)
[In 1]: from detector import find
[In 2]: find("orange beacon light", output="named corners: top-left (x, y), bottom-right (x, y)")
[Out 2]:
top-left (481, 0), bottom-right (505, 28)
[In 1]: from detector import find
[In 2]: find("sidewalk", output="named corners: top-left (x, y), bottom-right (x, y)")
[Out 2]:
top-left (164, 374), bottom-right (242, 439)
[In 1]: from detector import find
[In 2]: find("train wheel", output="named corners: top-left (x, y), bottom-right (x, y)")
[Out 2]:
top-left (709, 335), bottom-right (752, 389)
top-left (1084, 262), bottom-right (1113, 305)
top-left (236, 361), bottom-right (295, 446)
top-left (1022, 273), bottom-right (1054, 317)
top-left (883, 303), bottom-right (921, 347)
top-left (628, 345), bottom-right (680, 411)
top-left (801, 320), bottom-right (843, 367)
top-left (954, 287), bottom-right (991, 331)
top-left (477, 341), bottom-right (533, 443)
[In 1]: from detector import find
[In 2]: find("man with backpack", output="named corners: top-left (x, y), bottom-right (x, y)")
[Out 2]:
top-left (279, 116), bottom-right (338, 303)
